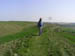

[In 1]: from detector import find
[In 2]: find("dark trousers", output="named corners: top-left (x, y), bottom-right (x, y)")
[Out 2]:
top-left (39, 27), bottom-right (42, 36)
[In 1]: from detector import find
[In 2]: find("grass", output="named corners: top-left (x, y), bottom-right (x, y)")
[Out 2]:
top-left (0, 25), bottom-right (37, 44)
top-left (0, 22), bottom-right (75, 56)
top-left (0, 21), bottom-right (35, 37)
top-left (59, 32), bottom-right (75, 43)
top-left (0, 23), bottom-right (36, 44)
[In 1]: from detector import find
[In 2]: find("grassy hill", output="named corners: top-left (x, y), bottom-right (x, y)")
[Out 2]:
top-left (0, 22), bottom-right (75, 56)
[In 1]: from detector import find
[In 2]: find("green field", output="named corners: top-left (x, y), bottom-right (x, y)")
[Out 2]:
top-left (0, 22), bottom-right (75, 56)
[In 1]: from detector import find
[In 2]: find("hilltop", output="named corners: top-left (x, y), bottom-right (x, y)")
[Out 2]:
top-left (0, 22), bottom-right (75, 56)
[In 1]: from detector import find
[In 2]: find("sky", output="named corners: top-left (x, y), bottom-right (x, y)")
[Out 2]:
top-left (0, 0), bottom-right (75, 22)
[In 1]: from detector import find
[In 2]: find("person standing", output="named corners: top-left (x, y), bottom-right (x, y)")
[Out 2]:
top-left (37, 18), bottom-right (43, 36)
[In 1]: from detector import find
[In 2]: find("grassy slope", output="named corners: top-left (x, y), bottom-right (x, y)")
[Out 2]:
top-left (0, 21), bottom-right (36, 37)
top-left (0, 22), bottom-right (37, 56)
top-left (0, 22), bottom-right (75, 56)
top-left (0, 22), bottom-right (24, 37)
top-left (0, 22), bottom-right (36, 44)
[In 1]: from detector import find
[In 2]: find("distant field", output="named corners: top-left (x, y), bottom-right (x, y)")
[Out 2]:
top-left (0, 21), bottom-right (35, 37)
top-left (0, 22), bottom-right (75, 56)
